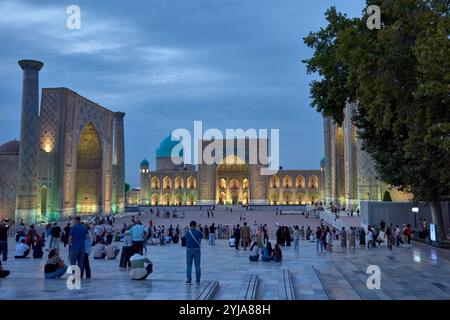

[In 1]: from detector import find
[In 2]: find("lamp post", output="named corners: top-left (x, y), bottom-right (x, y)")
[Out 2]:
top-left (412, 207), bottom-right (419, 230)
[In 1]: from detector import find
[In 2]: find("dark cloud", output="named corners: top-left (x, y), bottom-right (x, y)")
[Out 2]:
top-left (0, 0), bottom-right (364, 185)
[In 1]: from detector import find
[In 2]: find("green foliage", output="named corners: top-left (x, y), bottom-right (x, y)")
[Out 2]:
top-left (303, 0), bottom-right (450, 203)
top-left (125, 183), bottom-right (130, 193)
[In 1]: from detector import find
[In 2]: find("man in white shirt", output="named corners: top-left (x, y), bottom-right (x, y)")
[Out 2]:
top-left (14, 237), bottom-right (30, 258)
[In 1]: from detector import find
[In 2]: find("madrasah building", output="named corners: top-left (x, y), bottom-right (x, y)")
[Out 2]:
top-left (323, 103), bottom-right (412, 210)
top-left (0, 60), bottom-right (126, 223)
top-left (128, 136), bottom-right (325, 207)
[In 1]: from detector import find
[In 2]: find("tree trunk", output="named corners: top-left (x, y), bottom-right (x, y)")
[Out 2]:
top-left (430, 198), bottom-right (447, 243)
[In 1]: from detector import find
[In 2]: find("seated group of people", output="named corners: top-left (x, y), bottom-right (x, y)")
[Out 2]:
top-left (14, 236), bottom-right (44, 259)
top-left (248, 242), bottom-right (283, 262)
top-left (92, 239), bottom-right (120, 260)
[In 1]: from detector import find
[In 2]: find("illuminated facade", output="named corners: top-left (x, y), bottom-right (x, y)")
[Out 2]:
top-left (0, 60), bottom-right (125, 223)
top-left (323, 103), bottom-right (412, 209)
top-left (133, 137), bottom-right (324, 206)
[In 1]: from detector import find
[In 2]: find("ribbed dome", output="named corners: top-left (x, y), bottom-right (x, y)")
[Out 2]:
top-left (0, 140), bottom-right (20, 155)
top-left (140, 159), bottom-right (149, 167)
top-left (156, 135), bottom-right (183, 158)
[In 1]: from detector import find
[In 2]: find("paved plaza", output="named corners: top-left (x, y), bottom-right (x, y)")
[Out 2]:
top-left (1, 208), bottom-right (450, 300)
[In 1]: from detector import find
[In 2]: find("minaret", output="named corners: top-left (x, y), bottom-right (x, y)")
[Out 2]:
top-left (15, 59), bottom-right (44, 224)
top-left (140, 159), bottom-right (150, 205)
top-left (113, 112), bottom-right (126, 214)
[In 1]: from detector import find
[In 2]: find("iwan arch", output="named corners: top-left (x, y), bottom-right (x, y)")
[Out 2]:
top-left (0, 60), bottom-right (125, 223)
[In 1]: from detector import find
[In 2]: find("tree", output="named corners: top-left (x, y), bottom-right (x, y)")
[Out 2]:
top-left (125, 183), bottom-right (130, 194)
top-left (383, 191), bottom-right (392, 202)
top-left (303, 0), bottom-right (450, 242)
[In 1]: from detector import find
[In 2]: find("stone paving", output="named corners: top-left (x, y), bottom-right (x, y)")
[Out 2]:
top-left (1, 234), bottom-right (450, 300)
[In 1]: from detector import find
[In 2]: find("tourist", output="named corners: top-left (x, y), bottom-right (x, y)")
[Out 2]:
top-left (248, 242), bottom-right (261, 261)
top-left (276, 226), bottom-right (283, 245)
top-left (233, 224), bottom-right (241, 250)
top-left (14, 237), bottom-right (30, 258)
top-left (33, 234), bottom-right (44, 258)
top-left (359, 228), bottom-right (366, 248)
top-left (261, 242), bottom-right (273, 262)
top-left (395, 225), bottom-right (403, 247)
top-left (50, 222), bottom-right (62, 250)
top-left (129, 221), bottom-right (148, 254)
top-left (62, 223), bottom-right (71, 248)
top-left (405, 224), bottom-right (413, 245)
top-left (385, 227), bottom-right (394, 251)
top-left (255, 227), bottom-right (264, 249)
top-left (119, 229), bottom-right (133, 270)
top-left (106, 242), bottom-right (120, 259)
top-left (367, 226), bottom-right (375, 249)
top-left (209, 223), bottom-right (216, 246)
top-left (340, 227), bottom-right (347, 249)
top-left (293, 226), bottom-right (300, 251)
top-left (44, 224), bottom-right (52, 251)
top-left (0, 260), bottom-right (10, 278)
top-left (0, 219), bottom-right (9, 262)
top-left (44, 248), bottom-right (68, 279)
top-left (315, 227), bottom-right (323, 252)
top-left (241, 222), bottom-right (251, 251)
top-left (284, 226), bottom-right (291, 246)
top-left (299, 226), bottom-right (305, 240)
top-left (348, 227), bottom-right (356, 250)
top-left (273, 244), bottom-right (283, 262)
top-left (262, 224), bottom-right (268, 244)
top-left (129, 252), bottom-right (153, 280)
top-left (68, 216), bottom-right (88, 272)
top-left (93, 239), bottom-right (106, 259)
top-left (185, 220), bottom-right (203, 285)
top-left (306, 226), bottom-right (312, 241)
top-left (204, 224), bottom-right (209, 241)
top-left (81, 225), bottom-right (93, 278)
top-left (326, 228), bottom-right (332, 252)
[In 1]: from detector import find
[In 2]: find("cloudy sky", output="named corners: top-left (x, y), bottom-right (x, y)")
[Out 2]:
top-left (0, 0), bottom-right (364, 186)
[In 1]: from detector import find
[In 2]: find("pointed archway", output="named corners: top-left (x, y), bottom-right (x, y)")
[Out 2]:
top-left (75, 123), bottom-right (102, 215)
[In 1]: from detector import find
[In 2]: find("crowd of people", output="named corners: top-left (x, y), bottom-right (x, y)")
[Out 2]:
top-left (0, 209), bottom-right (431, 283)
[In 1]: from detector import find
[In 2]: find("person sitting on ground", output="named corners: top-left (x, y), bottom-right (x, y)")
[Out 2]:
top-left (93, 239), bottom-right (106, 259)
top-left (14, 237), bottom-right (30, 258)
top-left (261, 242), bottom-right (274, 262)
top-left (44, 248), bottom-right (68, 279)
top-left (0, 260), bottom-right (10, 278)
top-left (249, 241), bottom-right (261, 262)
top-left (228, 236), bottom-right (236, 248)
top-left (105, 242), bottom-right (120, 260)
top-left (33, 234), bottom-right (44, 258)
top-left (273, 244), bottom-right (283, 262)
top-left (129, 252), bottom-right (153, 280)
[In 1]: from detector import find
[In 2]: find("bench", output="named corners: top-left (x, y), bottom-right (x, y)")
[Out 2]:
top-left (237, 274), bottom-right (259, 300)
top-left (196, 280), bottom-right (219, 300)
top-left (279, 269), bottom-right (296, 300)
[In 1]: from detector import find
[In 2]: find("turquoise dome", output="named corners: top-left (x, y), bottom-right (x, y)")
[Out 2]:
top-left (320, 158), bottom-right (325, 168)
top-left (140, 159), bottom-right (149, 167)
top-left (156, 135), bottom-right (183, 158)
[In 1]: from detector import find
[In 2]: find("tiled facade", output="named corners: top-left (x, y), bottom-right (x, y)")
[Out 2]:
top-left (0, 60), bottom-right (126, 222)
top-left (131, 139), bottom-right (324, 206)
top-left (323, 103), bottom-right (412, 209)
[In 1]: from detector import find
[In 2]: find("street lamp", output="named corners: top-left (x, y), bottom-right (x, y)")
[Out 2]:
top-left (412, 207), bottom-right (419, 230)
